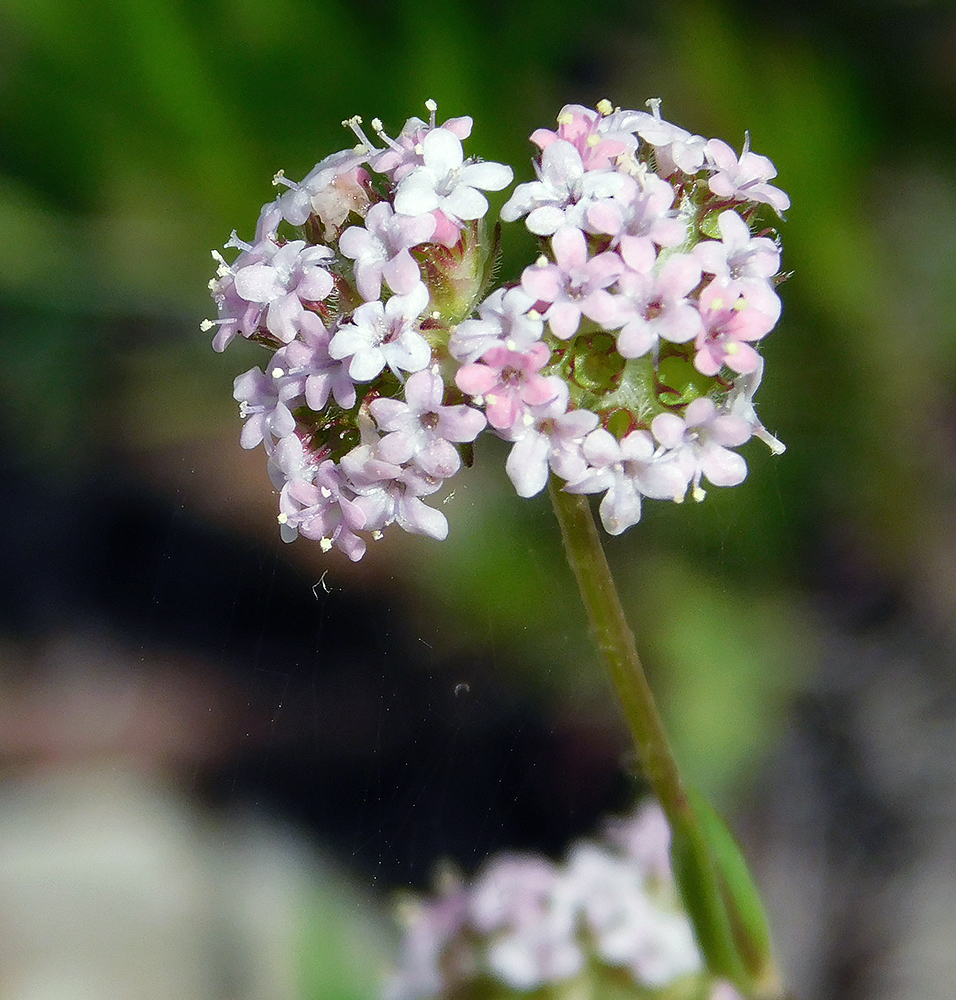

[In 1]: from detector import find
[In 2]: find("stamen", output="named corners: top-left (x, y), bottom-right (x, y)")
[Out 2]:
top-left (596, 99), bottom-right (613, 116)
top-left (344, 115), bottom-right (378, 153)
top-left (370, 118), bottom-right (402, 153)
top-left (272, 169), bottom-right (295, 190)
top-left (645, 98), bottom-right (663, 119)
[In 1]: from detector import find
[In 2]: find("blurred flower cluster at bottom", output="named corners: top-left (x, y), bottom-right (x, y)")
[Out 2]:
top-left (386, 801), bottom-right (743, 1000)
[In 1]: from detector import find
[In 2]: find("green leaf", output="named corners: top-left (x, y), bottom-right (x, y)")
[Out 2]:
top-left (670, 789), bottom-right (781, 999)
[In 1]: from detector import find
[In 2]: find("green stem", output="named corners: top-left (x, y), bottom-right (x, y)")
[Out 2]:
top-left (547, 479), bottom-right (691, 828)
top-left (549, 479), bottom-right (787, 1000)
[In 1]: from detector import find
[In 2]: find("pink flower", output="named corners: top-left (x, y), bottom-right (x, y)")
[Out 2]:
top-left (449, 286), bottom-right (544, 363)
top-left (328, 283), bottom-right (432, 381)
top-left (232, 364), bottom-right (295, 452)
top-left (343, 447), bottom-right (450, 541)
top-left (455, 342), bottom-right (557, 431)
top-left (231, 239), bottom-right (335, 344)
top-left (530, 103), bottom-right (637, 171)
top-left (274, 148), bottom-right (370, 228)
top-left (521, 227), bottom-right (623, 339)
top-left (370, 369), bottom-right (486, 478)
top-left (585, 170), bottom-right (686, 265)
top-left (614, 253), bottom-right (703, 359)
top-left (503, 381), bottom-right (599, 498)
top-left (339, 201), bottom-right (436, 300)
top-left (565, 429), bottom-right (689, 534)
top-left (651, 397), bottom-right (752, 500)
top-left (273, 320), bottom-right (356, 412)
top-left (705, 137), bottom-right (790, 214)
top-left (367, 105), bottom-right (473, 182)
top-left (630, 99), bottom-right (708, 176)
top-left (501, 140), bottom-right (630, 236)
top-left (693, 210), bottom-right (781, 287)
top-left (277, 459), bottom-right (367, 560)
top-left (694, 279), bottom-right (777, 376)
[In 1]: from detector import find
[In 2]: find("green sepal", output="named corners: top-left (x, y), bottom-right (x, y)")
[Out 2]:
top-left (669, 789), bottom-right (779, 998)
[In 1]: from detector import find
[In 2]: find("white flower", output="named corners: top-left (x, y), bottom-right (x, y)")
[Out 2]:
top-left (328, 283), bottom-right (432, 381)
top-left (394, 128), bottom-right (513, 224)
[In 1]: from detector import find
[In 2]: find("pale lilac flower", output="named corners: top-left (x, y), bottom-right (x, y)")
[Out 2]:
top-left (484, 907), bottom-right (583, 989)
top-left (565, 429), bottom-right (690, 534)
top-left (231, 239), bottom-right (335, 344)
top-left (267, 432), bottom-right (318, 494)
top-left (694, 279), bottom-right (777, 376)
top-left (204, 203), bottom-right (284, 352)
top-left (339, 201), bottom-right (436, 300)
top-left (605, 801), bottom-right (673, 881)
top-left (384, 889), bottom-right (472, 1000)
top-left (693, 209), bottom-right (781, 286)
top-left (344, 452), bottom-right (450, 541)
top-left (369, 369), bottom-right (486, 478)
top-left (393, 128), bottom-right (513, 226)
top-left (232, 365), bottom-right (295, 452)
top-left (501, 140), bottom-right (630, 236)
top-left (384, 800), bottom-right (710, 999)
top-left (586, 168), bottom-right (686, 264)
top-left (470, 855), bottom-right (560, 934)
top-left (651, 396), bottom-right (752, 500)
top-left (455, 342), bottom-right (556, 431)
top-left (564, 841), bottom-right (701, 987)
top-left (503, 381), bottom-right (599, 497)
top-left (272, 321), bottom-right (357, 411)
top-left (630, 99), bottom-right (708, 176)
top-left (471, 855), bottom-right (582, 990)
top-left (614, 253), bottom-right (704, 359)
top-left (328, 283), bottom-right (432, 381)
top-left (367, 105), bottom-right (473, 182)
top-left (705, 137), bottom-right (790, 214)
top-left (448, 286), bottom-right (544, 362)
top-left (521, 226), bottom-right (623, 339)
top-left (274, 148), bottom-right (370, 228)
top-left (277, 459), bottom-right (367, 560)
top-left (711, 981), bottom-right (748, 1000)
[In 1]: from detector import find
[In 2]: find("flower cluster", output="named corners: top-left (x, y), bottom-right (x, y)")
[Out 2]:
top-left (385, 801), bottom-right (744, 1000)
top-left (205, 99), bottom-right (787, 558)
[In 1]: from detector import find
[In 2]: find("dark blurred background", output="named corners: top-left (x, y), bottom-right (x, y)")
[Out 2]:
top-left (1, 1), bottom-right (956, 998)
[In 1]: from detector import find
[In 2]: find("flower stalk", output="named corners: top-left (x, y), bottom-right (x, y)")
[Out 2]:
top-left (548, 478), bottom-right (688, 824)
top-left (549, 478), bottom-right (785, 1000)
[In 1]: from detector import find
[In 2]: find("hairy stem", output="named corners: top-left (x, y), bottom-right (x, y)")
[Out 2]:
top-left (548, 480), bottom-right (692, 827)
